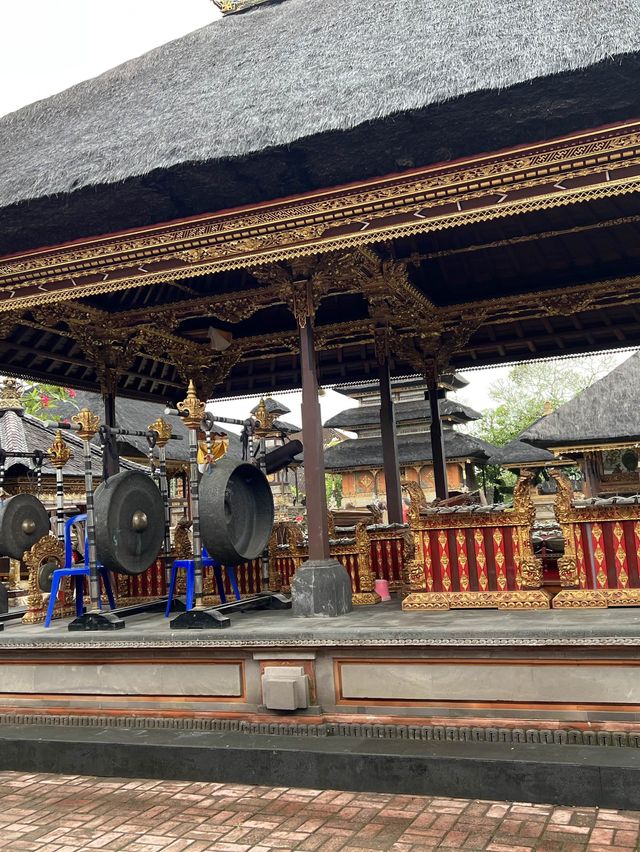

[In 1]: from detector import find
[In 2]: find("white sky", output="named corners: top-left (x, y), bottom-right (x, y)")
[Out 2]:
top-left (0, 1), bottom-right (219, 118)
top-left (1, 2), bottom-right (635, 427)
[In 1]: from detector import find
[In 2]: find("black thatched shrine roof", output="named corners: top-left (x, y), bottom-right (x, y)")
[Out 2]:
top-left (324, 399), bottom-right (481, 431)
top-left (486, 438), bottom-right (561, 468)
top-left (1, 0), bottom-right (639, 253)
top-left (520, 351), bottom-right (640, 449)
top-left (323, 430), bottom-right (497, 471)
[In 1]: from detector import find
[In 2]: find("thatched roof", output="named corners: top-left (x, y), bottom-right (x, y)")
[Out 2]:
top-left (1, 0), bottom-right (640, 254)
top-left (486, 438), bottom-right (560, 468)
top-left (325, 399), bottom-right (481, 431)
top-left (520, 352), bottom-right (640, 448)
top-left (323, 431), bottom-right (496, 471)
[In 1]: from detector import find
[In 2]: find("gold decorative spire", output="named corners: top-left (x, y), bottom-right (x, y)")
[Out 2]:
top-left (177, 380), bottom-right (205, 429)
top-left (48, 431), bottom-right (72, 469)
top-left (0, 377), bottom-right (23, 412)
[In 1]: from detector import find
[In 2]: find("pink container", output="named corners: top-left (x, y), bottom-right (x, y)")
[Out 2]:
top-left (374, 579), bottom-right (391, 601)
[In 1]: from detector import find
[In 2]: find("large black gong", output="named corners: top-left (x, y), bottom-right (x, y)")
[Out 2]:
top-left (94, 470), bottom-right (164, 575)
top-left (200, 458), bottom-right (274, 566)
top-left (0, 494), bottom-right (50, 560)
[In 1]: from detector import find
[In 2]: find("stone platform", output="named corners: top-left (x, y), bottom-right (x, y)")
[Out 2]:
top-left (0, 602), bottom-right (640, 730)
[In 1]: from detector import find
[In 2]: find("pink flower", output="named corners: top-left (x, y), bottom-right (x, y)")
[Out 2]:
top-left (61, 419), bottom-right (69, 425)
top-left (40, 395), bottom-right (50, 407)
top-left (294, 515), bottom-right (304, 523)
top-left (66, 388), bottom-right (77, 398)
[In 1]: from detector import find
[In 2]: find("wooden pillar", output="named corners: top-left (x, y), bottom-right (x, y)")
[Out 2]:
top-left (102, 389), bottom-right (120, 478)
top-left (299, 292), bottom-right (330, 561)
top-left (379, 355), bottom-right (403, 524)
top-left (583, 452), bottom-right (600, 497)
top-left (426, 374), bottom-right (448, 501)
top-left (465, 461), bottom-right (478, 492)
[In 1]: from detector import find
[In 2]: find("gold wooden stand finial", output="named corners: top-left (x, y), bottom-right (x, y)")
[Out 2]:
top-left (72, 408), bottom-right (100, 441)
top-left (48, 431), bottom-right (72, 468)
top-left (177, 380), bottom-right (205, 429)
top-left (149, 417), bottom-right (172, 448)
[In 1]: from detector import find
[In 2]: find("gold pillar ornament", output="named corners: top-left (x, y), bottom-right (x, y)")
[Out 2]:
top-left (253, 397), bottom-right (278, 436)
top-left (148, 417), bottom-right (172, 448)
top-left (177, 380), bottom-right (205, 429)
top-left (71, 408), bottom-right (100, 441)
top-left (47, 431), bottom-right (72, 468)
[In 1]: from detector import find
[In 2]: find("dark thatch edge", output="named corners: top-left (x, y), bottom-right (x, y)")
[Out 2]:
top-left (325, 399), bottom-right (481, 430)
top-left (1, 0), bottom-right (640, 253)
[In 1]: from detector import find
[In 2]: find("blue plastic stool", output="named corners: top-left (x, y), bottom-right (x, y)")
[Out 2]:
top-left (165, 547), bottom-right (240, 616)
top-left (44, 514), bottom-right (116, 627)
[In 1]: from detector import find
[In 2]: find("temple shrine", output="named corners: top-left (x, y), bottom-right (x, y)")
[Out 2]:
top-left (324, 374), bottom-right (492, 509)
top-left (0, 0), bottom-right (639, 806)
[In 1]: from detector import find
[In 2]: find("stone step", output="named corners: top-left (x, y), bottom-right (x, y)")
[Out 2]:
top-left (0, 723), bottom-right (639, 809)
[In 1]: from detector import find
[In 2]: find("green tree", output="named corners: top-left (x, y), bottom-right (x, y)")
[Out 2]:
top-left (474, 355), bottom-right (618, 448)
top-left (472, 355), bottom-right (619, 500)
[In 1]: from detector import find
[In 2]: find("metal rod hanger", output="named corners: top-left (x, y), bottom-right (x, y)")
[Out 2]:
top-left (164, 406), bottom-right (249, 429)
top-left (101, 425), bottom-right (183, 441)
top-left (43, 420), bottom-right (81, 432)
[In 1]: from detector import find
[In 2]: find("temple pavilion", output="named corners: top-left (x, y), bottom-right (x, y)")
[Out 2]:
top-left (0, 0), bottom-right (640, 617)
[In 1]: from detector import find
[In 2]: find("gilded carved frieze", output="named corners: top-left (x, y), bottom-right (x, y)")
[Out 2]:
top-left (2, 122), bottom-right (640, 311)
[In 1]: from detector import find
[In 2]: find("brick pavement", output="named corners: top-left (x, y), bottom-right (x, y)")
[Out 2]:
top-left (0, 771), bottom-right (637, 851)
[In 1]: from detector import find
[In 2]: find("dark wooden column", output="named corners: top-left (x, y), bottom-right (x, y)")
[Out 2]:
top-left (299, 293), bottom-right (330, 561)
top-left (101, 383), bottom-right (120, 478)
top-left (379, 355), bottom-right (403, 524)
top-left (426, 373), bottom-right (449, 501)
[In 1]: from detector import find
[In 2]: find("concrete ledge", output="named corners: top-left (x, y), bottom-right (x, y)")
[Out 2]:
top-left (0, 724), bottom-right (639, 809)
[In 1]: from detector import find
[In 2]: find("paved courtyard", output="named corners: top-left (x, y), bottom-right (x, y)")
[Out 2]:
top-left (0, 771), bottom-right (638, 851)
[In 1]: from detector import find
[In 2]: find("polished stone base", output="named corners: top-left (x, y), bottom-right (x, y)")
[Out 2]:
top-left (291, 559), bottom-right (353, 617)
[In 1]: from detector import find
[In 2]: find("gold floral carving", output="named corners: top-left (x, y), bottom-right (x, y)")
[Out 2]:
top-left (402, 590), bottom-right (550, 611)
top-left (22, 534), bottom-right (65, 625)
top-left (47, 431), bottom-right (72, 469)
top-left (352, 521), bottom-right (381, 606)
top-left (149, 417), bottom-right (172, 448)
top-left (173, 519), bottom-right (193, 560)
top-left (401, 480), bottom-right (427, 526)
top-left (72, 408), bottom-right (100, 442)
